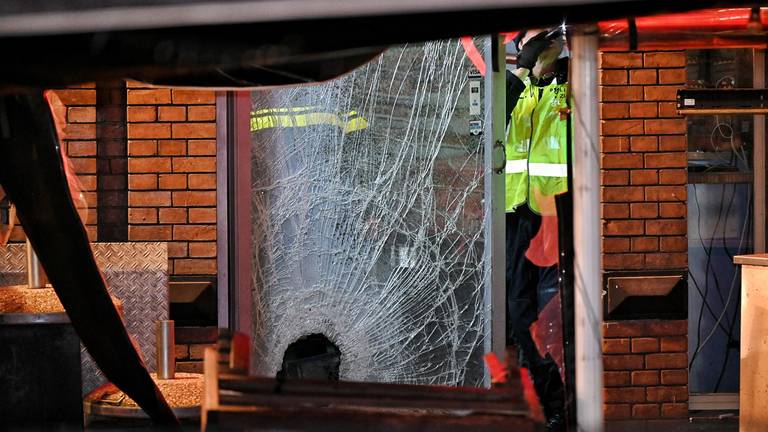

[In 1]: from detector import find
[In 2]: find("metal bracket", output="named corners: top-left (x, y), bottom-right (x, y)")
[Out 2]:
top-left (493, 140), bottom-right (506, 175)
top-left (677, 88), bottom-right (768, 115)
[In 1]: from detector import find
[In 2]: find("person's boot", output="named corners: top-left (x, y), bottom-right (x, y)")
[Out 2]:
top-left (538, 355), bottom-right (566, 432)
top-left (545, 410), bottom-right (566, 432)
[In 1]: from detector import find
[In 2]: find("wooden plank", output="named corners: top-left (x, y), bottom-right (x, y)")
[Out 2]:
top-left (734, 254), bottom-right (768, 266)
top-left (214, 375), bottom-right (527, 413)
top-left (205, 406), bottom-right (534, 432)
top-left (740, 264), bottom-right (768, 431)
top-left (218, 375), bottom-right (523, 404)
top-left (202, 347), bottom-right (220, 430)
top-left (217, 391), bottom-right (527, 413)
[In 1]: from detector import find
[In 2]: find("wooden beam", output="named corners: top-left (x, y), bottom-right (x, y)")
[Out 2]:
top-left (205, 406), bottom-right (534, 432)
top-left (202, 346), bottom-right (220, 430)
top-left (218, 375), bottom-right (524, 404)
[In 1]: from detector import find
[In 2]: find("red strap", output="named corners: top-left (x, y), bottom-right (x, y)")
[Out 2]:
top-left (502, 31), bottom-right (520, 45)
top-left (460, 36), bottom-right (486, 76)
top-left (520, 367), bottom-right (545, 422)
top-left (483, 352), bottom-right (508, 384)
top-left (461, 33), bottom-right (521, 75)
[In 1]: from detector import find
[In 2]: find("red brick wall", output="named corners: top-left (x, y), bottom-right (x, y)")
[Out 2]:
top-left (7, 84), bottom-right (218, 278)
top-left (126, 83), bottom-right (218, 276)
top-left (600, 50), bottom-right (689, 420)
top-left (175, 342), bottom-right (215, 373)
top-left (603, 320), bottom-right (689, 419)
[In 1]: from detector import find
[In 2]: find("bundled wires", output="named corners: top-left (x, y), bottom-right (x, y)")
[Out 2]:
top-left (688, 114), bottom-right (752, 393)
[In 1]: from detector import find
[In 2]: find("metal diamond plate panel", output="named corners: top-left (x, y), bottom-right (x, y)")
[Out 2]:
top-left (0, 244), bottom-right (26, 286)
top-left (0, 242), bottom-right (168, 394)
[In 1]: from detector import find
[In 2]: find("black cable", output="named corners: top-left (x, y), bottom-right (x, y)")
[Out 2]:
top-left (714, 183), bottom-right (751, 392)
top-left (711, 135), bottom-right (752, 391)
top-left (689, 185), bottom-right (705, 369)
top-left (705, 185), bottom-right (729, 316)
top-left (688, 178), bottom-right (740, 372)
top-left (687, 268), bottom-right (738, 339)
top-left (712, 183), bottom-right (738, 392)
top-left (689, 183), bottom-right (725, 370)
top-left (689, 166), bottom-right (749, 388)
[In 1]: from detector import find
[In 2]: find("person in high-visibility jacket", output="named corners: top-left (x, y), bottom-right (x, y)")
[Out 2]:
top-left (505, 29), bottom-right (568, 432)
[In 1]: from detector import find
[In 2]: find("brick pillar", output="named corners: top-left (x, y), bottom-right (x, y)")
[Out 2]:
top-left (96, 80), bottom-right (129, 241)
top-left (126, 84), bottom-right (217, 276)
top-left (599, 51), bottom-right (689, 420)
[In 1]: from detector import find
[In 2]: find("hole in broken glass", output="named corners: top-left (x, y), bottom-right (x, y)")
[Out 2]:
top-left (279, 333), bottom-right (341, 381)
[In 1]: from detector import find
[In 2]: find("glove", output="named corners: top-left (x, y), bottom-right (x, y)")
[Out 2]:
top-left (516, 31), bottom-right (550, 70)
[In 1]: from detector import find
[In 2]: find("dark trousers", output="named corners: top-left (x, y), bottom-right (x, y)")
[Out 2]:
top-left (506, 207), bottom-right (564, 418)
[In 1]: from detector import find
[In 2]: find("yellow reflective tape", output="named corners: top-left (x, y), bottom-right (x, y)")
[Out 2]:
top-left (251, 106), bottom-right (319, 116)
top-left (344, 117), bottom-right (368, 133)
top-left (251, 111), bottom-right (368, 133)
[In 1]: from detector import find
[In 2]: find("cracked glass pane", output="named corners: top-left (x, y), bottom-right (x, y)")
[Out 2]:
top-left (249, 38), bottom-right (488, 386)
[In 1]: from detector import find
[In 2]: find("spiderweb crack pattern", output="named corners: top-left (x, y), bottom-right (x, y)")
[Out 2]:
top-left (250, 40), bottom-right (487, 386)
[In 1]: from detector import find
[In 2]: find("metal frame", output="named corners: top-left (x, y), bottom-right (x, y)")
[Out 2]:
top-left (688, 393), bottom-right (739, 411)
top-left (215, 36), bottom-right (610, 428)
top-left (753, 49), bottom-right (766, 253)
top-left (685, 49), bottom-right (766, 410)
top-left (216, 92), bottom-right (229, 329)
top-left (221, 43), bottom-right (508, 372)
top-left (483, 34), bottom-right (507, 367)
top-left (216, 91), bottom-right (253, 334)
top-left (231, 92), bottom-right (254, 335)
top-left (572, 28), bottom-right (604, 432)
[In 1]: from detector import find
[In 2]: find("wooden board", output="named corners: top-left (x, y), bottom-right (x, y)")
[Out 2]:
top-left (738, 262), bottom-right (768, 431)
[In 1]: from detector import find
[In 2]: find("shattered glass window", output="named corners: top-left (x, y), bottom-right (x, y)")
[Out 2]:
top-left (249, 39), bottom-right (488, 386)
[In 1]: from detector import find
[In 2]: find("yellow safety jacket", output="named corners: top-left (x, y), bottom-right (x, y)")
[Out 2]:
top-left (505, 77), bottom-right (569, 214)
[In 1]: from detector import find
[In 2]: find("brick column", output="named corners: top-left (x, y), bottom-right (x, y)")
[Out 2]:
top-left (126, 84), bottom-right (217, 276)
top-left (599, 51), bottom-right (689, 420)
top-left (96, 80), bottom-right (129, 241)
top-left (603, 320), bottom-right (689, 419)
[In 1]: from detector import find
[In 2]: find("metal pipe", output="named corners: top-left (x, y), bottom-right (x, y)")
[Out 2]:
top-left (156, 320), bottom-right (175, 380)
top-left (26, 238), bottom-right (48, 288)
top-left (216, 92), bottom-right (231, 330)
top-left (571, 28), bottom-right (604, 432)
top-left (599, 8), bottom-right (768, 51)
top-left (483, 34), bottom-right (507, 378)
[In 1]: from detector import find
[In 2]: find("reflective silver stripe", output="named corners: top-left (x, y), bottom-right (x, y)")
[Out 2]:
top-left (529, 163), bottom-right (568, 177)
top-left (505, 159), bottom-right (527, 174)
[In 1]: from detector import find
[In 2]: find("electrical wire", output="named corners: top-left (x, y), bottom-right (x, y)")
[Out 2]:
top-left (687, 113), bottom-right (752, 393)
top-left (690, 184), bottom-right (749, 370)
top-left (715, 187), bottom-right (750, 392)
top-left (714, 129), bottom-right (753, 392)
